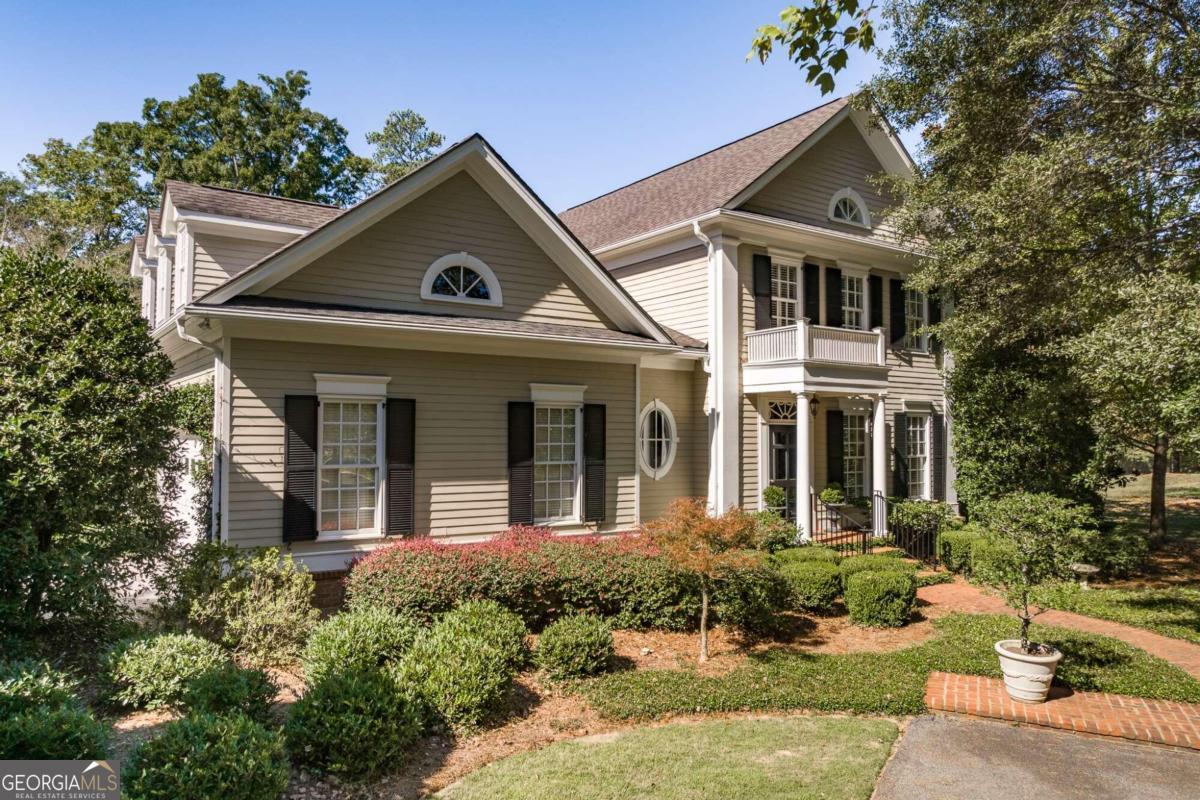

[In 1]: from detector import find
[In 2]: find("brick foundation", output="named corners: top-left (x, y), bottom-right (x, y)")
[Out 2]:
top-left (310, 569), bottom-right (349, 612)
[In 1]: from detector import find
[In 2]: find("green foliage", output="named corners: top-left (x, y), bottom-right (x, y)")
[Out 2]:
top-left (581, 613), bottom-right (1200, 720)
top-left (169, 380), bottom-right (214, 534)
top-left (837, 554), bottom-right (917, 588)
top-left (0, 705), bottom-right (109, 760)
top-left (937, 525), bottom-right (985, 574)
top-left (151, 540), bottom-right (238, 631)
top-left (777, 561), bottom-right (841, 612)
top-left (771, 545), bottom-right (841, 565)
top-left (365, 109), bottom-right (445, 187)
top-left (711, 559), bottom-right (792, 637)
top-left (124, 713), bottom-right (288, 800)
top-left (751, 510), bottom-right (796, 553)
top-left (286, 669), bottom-right (422, 780)
top-left (844, 571), bottom-right (916, 627)
top-left (433, 600), bottom-right (529, 669)
top-left (749, 1), bottom-right (878, 94)
top-left (104, 633), bottom-right (230, 709)
top-left (0, 249), bottom-right (177, 648)
top-left (1038, 584), bottom-right (1200, 645)
top-left (302, 606), bottom-right (419, 686)
top-left (180, 665), bottom-right (277, 724)
top-left (889, 499), bottom-right (955, 533)
top-left (818, 483), bottom-right (845, 504)
top-left (188, 548), bottom-right (321, 667)
top-left (536, 614), bottom-right (614, 681)
top-left (0, 659), bottom-right (80, 716)
top-left (762, 484), bottom-right (789, 514)
top-left (1081, 524), bottom-right (1150, 578)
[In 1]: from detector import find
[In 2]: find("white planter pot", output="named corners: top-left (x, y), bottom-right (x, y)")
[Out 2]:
top-left (994, 640), bottom-right (1063, 704)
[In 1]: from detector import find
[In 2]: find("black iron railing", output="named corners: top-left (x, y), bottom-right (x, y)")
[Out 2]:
top-left (810, 493), bottom-right (870, 556)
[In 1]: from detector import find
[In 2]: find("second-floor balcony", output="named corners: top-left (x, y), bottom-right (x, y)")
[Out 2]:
top-left (743, 320), bottom-right (889, 394)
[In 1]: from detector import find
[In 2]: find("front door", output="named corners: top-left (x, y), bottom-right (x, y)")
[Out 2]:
top-left (769, 424), bottom-right (797, 520)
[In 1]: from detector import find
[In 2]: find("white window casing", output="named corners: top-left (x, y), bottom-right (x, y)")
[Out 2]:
top-left (842, 273), bottom-right (865, 330)
top-left (638, 399), bottom-right (678, 480)
top-left (843, 412), bottom-right (867, 497)
top-left (828, 187), bottom-right (872, 228)
top-left (533, 405), bottom-right (582, 523)
top-left (420, 251), bottom-right (504, 308)
top-left (904, 288), bottom-right (929, 352)
top-left (312, 374), bottom-right (391, 540)
top-left (771, 261), bottom-right (799, 326)
top-left (905, 412), bottom-right (931, 500)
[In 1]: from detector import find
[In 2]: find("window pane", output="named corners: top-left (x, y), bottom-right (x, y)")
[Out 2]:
top-left (534, 406), bottom-right (578, 522)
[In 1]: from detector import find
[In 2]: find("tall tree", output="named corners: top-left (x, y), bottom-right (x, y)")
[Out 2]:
top-left (365, 109), bottom-right (445, 188)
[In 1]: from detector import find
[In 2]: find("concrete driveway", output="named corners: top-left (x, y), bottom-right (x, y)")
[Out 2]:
top-left (874, 716), bottom-right (1200, 800)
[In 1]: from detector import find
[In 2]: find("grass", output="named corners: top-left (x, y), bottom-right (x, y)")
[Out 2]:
top-left (1040, 584), bottom-right (1200, 645)
top-left (579, 613), bottom-right (1200, 720)
top-left (438, 716), bottom-right (897, 800)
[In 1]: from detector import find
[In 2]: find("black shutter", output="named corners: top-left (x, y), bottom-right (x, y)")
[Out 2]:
top-left (385, 399), bottom-right (416, 536)
top-left (803, 263), bottom-right (821, 323)
top-left (928, 289), bottom-right (943, 353)
top-left (932, 411), bottom-right (947, 501)
top-left (583, 404), bottom-right (606, 522)
top-left (892, 411), bottom-right (908, 498)
top-left (507, 402), bottom-right (534, 525)
top-left (889, 278), bottom-right (906, 347)
top-left (283, 395), bottom-right (319, 542)
top-left (825, 266), bottom-right (843, 328)
top-left (752, 253), bottom-right (773, 330)
top-left (826, 409), bottom-right (844, 487)
top-left (869, 274), bottom-right (883, 329)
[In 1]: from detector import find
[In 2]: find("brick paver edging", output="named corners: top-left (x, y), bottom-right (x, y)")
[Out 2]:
top-left (925, 671), bottom-right (1200, 750)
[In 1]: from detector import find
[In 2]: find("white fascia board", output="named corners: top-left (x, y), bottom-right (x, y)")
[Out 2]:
top-left (179, 211), bottom-right (311, 243)
top-left (847, 106), bottom-right (916, 178)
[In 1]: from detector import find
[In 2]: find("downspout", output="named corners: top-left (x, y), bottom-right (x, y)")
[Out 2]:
top-left (176, 318), bottom-right (224, 543)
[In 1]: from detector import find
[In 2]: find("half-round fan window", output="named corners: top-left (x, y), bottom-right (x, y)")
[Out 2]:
top-left (638, 399), bottom-right (678, 480)
top-left (827, 187), bottom-right (871, 228)
top-left (420, 252), bottom-right (504, 307)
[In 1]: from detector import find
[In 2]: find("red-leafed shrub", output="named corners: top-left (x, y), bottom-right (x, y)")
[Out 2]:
top-left (345, 526), bottom-right (701, 630)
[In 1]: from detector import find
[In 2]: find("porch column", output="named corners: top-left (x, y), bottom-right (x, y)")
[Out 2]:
top-left (872, 392), bottom-right (888, 535)
top-left (705, 232), bottom-right (742, 513)
top-left (796, 392), bottom-right (812, 541)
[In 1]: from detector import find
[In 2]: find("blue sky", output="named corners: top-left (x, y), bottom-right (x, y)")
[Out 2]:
top-left (1, 0), bottom-right (902, 211)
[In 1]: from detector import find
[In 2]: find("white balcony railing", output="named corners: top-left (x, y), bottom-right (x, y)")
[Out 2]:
top-left (745, 320), bottom-right (886, 367)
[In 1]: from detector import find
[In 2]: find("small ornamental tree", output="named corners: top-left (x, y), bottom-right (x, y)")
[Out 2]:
top-left (644, 498), bottom-right (760, 662)
top-left (972, 493), bottom-right (1095, 653)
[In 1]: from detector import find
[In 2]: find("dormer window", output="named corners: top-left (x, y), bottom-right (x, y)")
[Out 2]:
top-left (828, 188), bottom-right (871, 229)
top-left (420, 252), bottom-right (504, 308)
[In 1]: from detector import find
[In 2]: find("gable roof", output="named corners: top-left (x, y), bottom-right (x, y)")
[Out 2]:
top-left (559, 98), bottom-right (850, 250)
top-left (192, 135), bottom-right (675, 346)
top-left (164, 180), bottom-right (343, 229)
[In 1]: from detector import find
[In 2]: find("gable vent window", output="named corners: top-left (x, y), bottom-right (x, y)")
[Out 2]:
top-left (828, 188), bottom-right (871, 229)
top-left (420, 251), bottom-right (504, 308)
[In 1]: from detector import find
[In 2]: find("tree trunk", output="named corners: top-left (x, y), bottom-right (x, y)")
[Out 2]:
top-left (1150, 434), bottom-right (1169, 541)
top-left (698, 583), bottom-right (710, 663)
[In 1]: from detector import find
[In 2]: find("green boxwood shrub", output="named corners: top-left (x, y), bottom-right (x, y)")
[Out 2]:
top-left (837, 554), bottom-right (918, 588)
top-left (771, 546), bottom-right (840, 566)
top-left (104, 633), bottom-right (231, 709)
top-left (751, 510), bottom-right (795, 553)
top-left (712, 560), bottom-right (792, 636)
top-left (844, 571), bottom-right (917, 628)
top-left (124, 713), bottom-right (288, 800)
top-left (286, 669), bottom-right (422, 780)
top-left (434, 600), bottom-right (528, 669)
top-left (778, 561), bottom-right (841, 612)
top-left (0, 659), bottom-right (80, 716)
top-left (0, 706), bottom-right (109, 760)
top-left (180, 665), bottom-right (277, 724)
top-left (937, 525), bottom-right (985, 574)
top-left (536, 614), bottom-right (613, 680)
top-left (302, 606), bottom-right (419, 686)
top-left (970, 536), bottom-right (1017, 579)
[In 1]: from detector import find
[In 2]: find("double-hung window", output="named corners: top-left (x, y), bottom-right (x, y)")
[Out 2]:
top-left (771, 262), bottom-right (799, 326)
top-left (906, 414), bottom-right (930, 499)
top-left (534, 406), bottom-right (581, 523)
top-left (319, 400), bottom-right (383, 534)
top-left (842, 274), bottom-right (865, 330)
top-left (904, 289), bottom-right (928, 351)
top-left (843, 413), bottom-right (867, 498)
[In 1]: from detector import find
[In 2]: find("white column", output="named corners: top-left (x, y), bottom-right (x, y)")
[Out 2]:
top-left (796, 392), bottom-right (812, 541)
top-left (872, 393), bottom-right (888, 535)
top-left (706, 232), bottom-right (742, 513)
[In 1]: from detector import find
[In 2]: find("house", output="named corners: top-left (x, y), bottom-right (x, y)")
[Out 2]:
top-left (129, 96), bottom-right (954, 583)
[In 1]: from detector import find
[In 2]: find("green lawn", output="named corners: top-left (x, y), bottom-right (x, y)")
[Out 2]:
top-left (580, 614), bottom-right (1200, 720)
top-left (438, 716), bottom-right (898, 800)
top-left (1040, 585), bottom-right (1200, 645)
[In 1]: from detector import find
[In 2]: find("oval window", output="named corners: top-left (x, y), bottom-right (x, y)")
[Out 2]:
top-left (638, 400), bottom-right (678, 480)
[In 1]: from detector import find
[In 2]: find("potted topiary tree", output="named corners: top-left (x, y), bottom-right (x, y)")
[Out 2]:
top-left (972, 493), bottom-right (1095, 703)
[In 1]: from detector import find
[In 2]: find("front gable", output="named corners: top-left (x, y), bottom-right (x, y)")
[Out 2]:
top-left (263, 171), bottom-right (616, 330)
top-left (737, 118), bottom-right (901, 242)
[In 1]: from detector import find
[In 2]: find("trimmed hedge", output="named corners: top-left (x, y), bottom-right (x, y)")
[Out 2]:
top-left (433, 601), bottom-right (529, 669)
top-left (778, 561), bottom-right (841, 612)
top-left (937, 525), bottom-right (985, 574)
top-left (286, 669), bottom-right (422, 780)
top-left (125, 713), bottom-right (288, 800)
top-left (844, 571), bottom-right (917, 628)
top-left (837, 555), bottom-right (918, 588)
top-left (104, 634), bottom-right (231, 709)
top-left (302, 606), bottom-right (419, 685)
top-left (180, 665), bottom-right (277, 724)
top-left (771, 546), bottom-right (840, 566)
top-left (0, 706), bottom-right (109, 760)
top-left (712, 560), bottom-right (793, 637)
top-left (0, 659), bottom-right (80, 716)
top-left (536, 613), bottom-right (614, 681)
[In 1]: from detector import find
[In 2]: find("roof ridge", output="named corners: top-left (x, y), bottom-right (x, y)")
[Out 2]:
top-left (165, 179), bottom-right (342, 210)
top-left (561, 96), bottom-right (847, 214)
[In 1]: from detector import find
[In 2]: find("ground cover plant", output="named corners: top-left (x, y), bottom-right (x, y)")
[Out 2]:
top-left (1039, 584), bottom-right (1200, 645)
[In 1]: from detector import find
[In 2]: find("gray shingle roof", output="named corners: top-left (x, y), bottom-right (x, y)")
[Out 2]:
top-left (164, 180), bottom-right (343, 229)
top-left (559, 98), bottom-right (848, 250)
top-left (662, 326), bottom-right (706, 350)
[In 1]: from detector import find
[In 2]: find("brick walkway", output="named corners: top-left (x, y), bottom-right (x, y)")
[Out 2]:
top-left (919, 579), bottom-right (1200, 680)
top-left (926, 671), bottom-right (1200, 750)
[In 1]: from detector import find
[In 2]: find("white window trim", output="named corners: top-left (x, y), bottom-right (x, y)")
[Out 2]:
top-left (770, 260), bottom-right (801, 327)
top-left (841, 272), bottom-right (866, 331)
top-left (904, 289), bottom-right (930, 353)
top-left (533, 403), bottom-right (583, 525)
top-left (842, 412), bottom-right (868, 498)
top-left (420, 251), bottom-right (504, 308)
top-left (904, 411), bottom-right (932, 500)
top-left (638, 399), bottom-right (679, 480)
top-left (314, 374), bottom-right (391, 541)
top-left (827, 187), bottom-right (872, 229)
top-left (530, 383), bottom-right (587, 405)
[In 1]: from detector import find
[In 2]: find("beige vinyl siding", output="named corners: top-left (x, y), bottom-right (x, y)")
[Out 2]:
top-left (614, 246), bottom-right (708, 342)
top-left (193, 234), bottom-right (282, 297)
top-left (738, 244), bottom-right (759, 508)
top-left (263, 172), bottom-right (616, 330)
top-left (638, 366), bottom-right (706, 522)
top-left (162, 337), bottom-right (213, 385)
top-left (226, 338), bottom-right (637, 553)
top-left (739, 119), bottom-right (900, 244)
